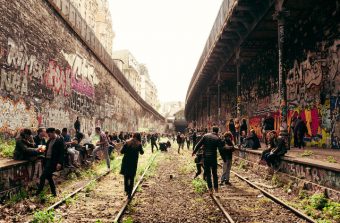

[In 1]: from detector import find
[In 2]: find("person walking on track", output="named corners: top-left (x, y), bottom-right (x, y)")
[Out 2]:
top-left (176, 132), bottom-right (185, 154)
top-left (192, 126), bottom-right (223, 194)
top-left (150, 133), bottom-right (158, 153)
top-left (120, 133), bottom-right (144, 199)
top-left (92, 127), bottom-right (110, 171)
top-left (220, 132), bottom-right (235, 185)
top-left (36, 128), bottom-right (64, 197)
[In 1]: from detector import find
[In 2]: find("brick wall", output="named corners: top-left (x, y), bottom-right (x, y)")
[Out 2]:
top-left (0, 0), bottom-right (163, 135)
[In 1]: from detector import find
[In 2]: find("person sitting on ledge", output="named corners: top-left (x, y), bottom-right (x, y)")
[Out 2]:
top-left (14, 128), bottom-right (40, 161)
top-left (242, 129), bottom-right (261, 150)
top-left (260, 129), bottom-right (287, 169)
top-left (33, 127), bottom-right (47, 148)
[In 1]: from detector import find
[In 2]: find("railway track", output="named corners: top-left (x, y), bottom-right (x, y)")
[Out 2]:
top-left (113, 154), bottom-right (157, 222)
top-left (26, 153), bottom-right (158, 223)
top-left (209, 165), bottom-right (316, 223)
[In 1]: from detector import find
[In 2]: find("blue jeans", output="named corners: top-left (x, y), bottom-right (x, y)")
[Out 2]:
top-left (221, 158), bottom-right (232, 183)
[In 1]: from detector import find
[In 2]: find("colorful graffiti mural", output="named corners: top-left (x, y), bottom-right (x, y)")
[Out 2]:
top-left (241, 38), bottom-right (339, 148)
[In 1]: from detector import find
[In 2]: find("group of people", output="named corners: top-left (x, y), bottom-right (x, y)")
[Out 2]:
top-left (228, 112), bottom-right (308, 151)
top-left (13, 118), bottom-right (156, 199)
top-left (189, 113), bottom-right (299, 193)
top-left (192, 126), bottom-right (235, 194)
top-left (227, 118), bottom-right (261, 150)
top-left (13, 124), bottom-right (116, 196)
top-left (11, 112), bottom-right (308, 198)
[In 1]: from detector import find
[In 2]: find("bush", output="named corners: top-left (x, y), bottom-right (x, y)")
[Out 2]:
top-left (32, 210), bottom-right (55, 223)
top-left (309, 193), bottom-right (328, 210)
top-left (0, 138), bottom-right (15, 158)
top-left (192, 178), bottom-right (207, 194)
top-left (322, 201), bottom-right (340, 221)
top-left (7, 188), bottom-right (28, 204)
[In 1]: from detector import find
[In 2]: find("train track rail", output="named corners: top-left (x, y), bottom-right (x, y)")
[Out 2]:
top-left (230, 170), bottom-right (316, 223)
top-left (210, 165), bottom-right (316, 223)
top-left (26, 153), bottom-right (158, 223)
top-left (113, 154), bottom-right (157, 222)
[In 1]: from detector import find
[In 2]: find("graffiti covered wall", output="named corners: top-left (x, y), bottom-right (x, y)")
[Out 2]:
top-left (0, 0), bottom-right (163, 135)
top-left (239, 4), bottom-right (339, 148)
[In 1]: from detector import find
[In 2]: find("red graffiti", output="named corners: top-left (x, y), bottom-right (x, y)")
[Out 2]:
top-left (44, 60), bottom-right (71, 96)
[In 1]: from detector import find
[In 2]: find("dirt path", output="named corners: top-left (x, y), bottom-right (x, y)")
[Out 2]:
top-left (122, 148), bottom-right (225, 223)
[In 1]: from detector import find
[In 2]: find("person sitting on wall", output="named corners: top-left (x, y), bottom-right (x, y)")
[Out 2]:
top-left (70, 132), bottom-right (85, 166)
top-left (62, 128), bottom-right (79, 168)
top-left (33, 127), bottom-right (47, 148)
top-left (261, 129), bottom-right (287, 169)
top-left (82, 131), bottom-right (96, 154)
top-left (242, 129), bottom-right (261, 150)
top-left (240, 130), bottom-right (247, 145)
top-left (14, 129), bottom-right (41, 161)
top-left (259, 131), bottom-right (277, 165)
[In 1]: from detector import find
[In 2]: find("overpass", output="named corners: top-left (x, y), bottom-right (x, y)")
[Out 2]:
top-left (0, 0), bottom-right (165, 134)
top-left (185, 0), bottom-right (339, 148)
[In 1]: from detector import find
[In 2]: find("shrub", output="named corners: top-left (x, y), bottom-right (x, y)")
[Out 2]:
top-left (192, 178), bottom-right (207, 194)
top-left (0, 138), bottom-right (15, 158)
top-left (309, 193), bottom-right (328, 210)
top-left (32, 210), bottom-right (55, 223)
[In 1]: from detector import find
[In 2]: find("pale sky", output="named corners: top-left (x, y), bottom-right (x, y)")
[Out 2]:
top-left (109, 0), bottom-right (223, 102)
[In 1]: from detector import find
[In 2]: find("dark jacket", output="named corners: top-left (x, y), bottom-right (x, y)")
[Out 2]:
top-left (120, 139), bottom-right (144, 176)
top-left (192, 132), bottom-right (197, 142)
top-left (193, 133), bottom-right (223, 163)
top-left (229, 122), bottom-right (236, 134)
top-left (13, 138), bottom-right (38, 160)
top-left (150, 135), bottom-right (157, 144)
top-left (33, 135), bottom-right (46, 148)
top-left (264, 117), bottom-right (275, 130)
top-left (294, 119), bottom-right (308, 136)
top-left (74, 120), bottom-right (80, 132)
top-left (44, 137), bottom-right (65, 171)
top-left (176, 135), bottom-right (183, 144)
top-left (246, 132), bottom-right (261, 149)
top-left (219, 139), bottom-right (234, 162)
top-left (240, 123), bottom-right (248, 134)
top-left (271, 137), bottom-right (287, 156)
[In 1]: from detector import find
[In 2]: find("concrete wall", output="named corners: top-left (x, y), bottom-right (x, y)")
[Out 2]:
top-left (0, 160), bottom-right (43, 198)
top-left (234, 149), bottom-right (340, 201)
top-left (0, 0), bottom-right (163, 135)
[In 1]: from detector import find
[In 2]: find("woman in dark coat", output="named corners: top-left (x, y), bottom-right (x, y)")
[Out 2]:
top-left (240, 118), bottom-right (248, 135)
top-left (228, 119), bottom-right (236, 144)
top-left (120, 132), bottom-right (144, 199)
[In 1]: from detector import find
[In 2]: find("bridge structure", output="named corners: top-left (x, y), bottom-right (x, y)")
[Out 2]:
top-left (185, 0), bottom-right (339, 149)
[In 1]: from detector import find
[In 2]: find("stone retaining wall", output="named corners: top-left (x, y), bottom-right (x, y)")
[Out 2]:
top-left (234, 149), bottom-right (340, 201)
